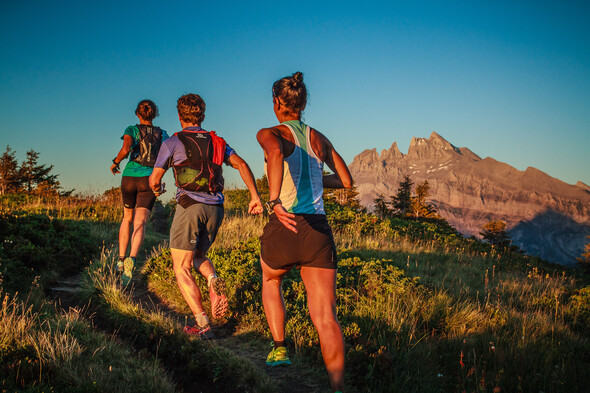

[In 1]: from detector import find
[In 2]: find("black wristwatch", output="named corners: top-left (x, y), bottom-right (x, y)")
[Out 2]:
top-left (265, 198), bottom-right (282, 213)
top-left (112, 158), bottom-right (120, 172)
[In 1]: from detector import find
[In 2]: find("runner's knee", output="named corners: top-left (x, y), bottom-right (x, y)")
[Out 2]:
top-left (173, 262), bottom-right (192, 277)
top-left (133, 219), bottom-right (146, 231)
top-left (308, 304), bottom-right (338, 327)
top-left (192, 255), bottom-right (208, 270)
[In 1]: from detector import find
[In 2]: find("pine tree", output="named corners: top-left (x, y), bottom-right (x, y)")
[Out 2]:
top-left (411, 180), bottom-right (436, 218)
top-left (0, 145), bottom-right (20, 195)
top-left (373, 193), bottom-right (391, 218)
top-left (325, 184), bottom-right (363, 211)
top-left (480, 220), bottom-right (512, 250)
top-left (18, 150), bottom-right (60, 194)
top-left (391, 175), bottom-right (414, 217)
top-left (578, 236), bottom-right (590, 269)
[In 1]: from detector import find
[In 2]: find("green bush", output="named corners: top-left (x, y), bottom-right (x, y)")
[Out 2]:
top-left (565, 286), bottom-right (590, 331)
top-left (0, 212), bottom-right (99, 294)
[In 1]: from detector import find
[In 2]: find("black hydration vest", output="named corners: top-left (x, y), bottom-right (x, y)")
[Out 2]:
top-left (173, 130), bottom-right (227, 193)
top-left (130, 125), bottom-right (163, 167)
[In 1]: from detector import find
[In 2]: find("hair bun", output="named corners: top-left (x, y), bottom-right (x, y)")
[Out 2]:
top-left (292, 71), bottom-right (304, 84)
top-left (272, 72), bottom-right (307, 113)
top-left (136, 99), bottom-right (159, 121)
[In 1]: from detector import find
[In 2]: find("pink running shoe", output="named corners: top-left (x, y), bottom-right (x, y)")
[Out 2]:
top-left (183, 324), bottom-right (214, 339)
top-left (209, 276), bottom-right (228, 319)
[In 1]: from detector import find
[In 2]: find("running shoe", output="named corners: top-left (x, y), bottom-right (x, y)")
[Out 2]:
top-left (183, 324), bottom-right (214, 339)
top-left (266, 343), bottom-right (291, 366)
top-left (209, 276), bottom-right (228, 319)
top-left (121, 257), bottom-right (135, 287)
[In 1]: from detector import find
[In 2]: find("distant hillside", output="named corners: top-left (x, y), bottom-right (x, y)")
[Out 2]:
top-left (349, 132), bottom-right (590, 265)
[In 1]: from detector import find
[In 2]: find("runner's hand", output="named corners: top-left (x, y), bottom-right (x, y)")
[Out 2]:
top-left (152, 182), bottom-right (166, 197)
top-left (248, 198), bottom-right (264, 215)
top-left (110, 163), bottom-right (120, 175)
top-left (273, 204), bottom-right (297, 233)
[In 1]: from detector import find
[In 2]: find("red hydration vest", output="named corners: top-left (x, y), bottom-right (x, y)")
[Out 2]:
top-left (173, 130), bottom-right (227, 192)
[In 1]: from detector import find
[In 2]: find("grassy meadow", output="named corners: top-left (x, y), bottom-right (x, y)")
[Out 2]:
top-left (1, 191), bottom-right (589, 392)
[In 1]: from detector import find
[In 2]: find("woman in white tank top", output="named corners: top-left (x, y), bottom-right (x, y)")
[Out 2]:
top-left (257, 72), bottom-right (352, 393)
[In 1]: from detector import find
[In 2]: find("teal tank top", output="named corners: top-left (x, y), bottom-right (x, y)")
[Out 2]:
top-left (121, 125), bottom-right (169, 177)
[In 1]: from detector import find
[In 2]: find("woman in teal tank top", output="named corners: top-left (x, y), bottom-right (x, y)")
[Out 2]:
top-left (110, 99), bottom-right (167, 286)
top-left (257, 72), bottom-right (352, 393)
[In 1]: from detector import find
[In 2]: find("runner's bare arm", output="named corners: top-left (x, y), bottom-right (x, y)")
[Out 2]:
top-left (227, 153), bottom-right (263, 214)
top-left (111, 135), bottom-right (133, 175)
top-left (149, 167), bottom-right (166, 196)
top-left (257, 128), bottom-right (297, 233)
top-left (314, 131), bottom-right (352, 189)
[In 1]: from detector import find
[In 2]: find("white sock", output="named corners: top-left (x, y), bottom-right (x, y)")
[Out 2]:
top-left (195, 312), bottom-right (209, 328)
top-left (207, 274), bottom-right (217, 287)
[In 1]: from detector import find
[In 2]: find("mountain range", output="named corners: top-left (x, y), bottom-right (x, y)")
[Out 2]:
top-left (349, 132), bottom-right (590, 265)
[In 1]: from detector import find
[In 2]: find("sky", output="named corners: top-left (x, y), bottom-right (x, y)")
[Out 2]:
top-left (1, 1), bottom-right (589, 199)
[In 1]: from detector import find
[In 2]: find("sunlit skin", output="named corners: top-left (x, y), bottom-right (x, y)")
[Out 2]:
top-left (256, 93), bottom-right (352, 393)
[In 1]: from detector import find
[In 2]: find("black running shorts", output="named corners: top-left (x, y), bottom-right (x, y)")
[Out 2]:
top-left (121, 176), bottom-right (156, 210)
top-left (260, 214), bottom-right (337, 270)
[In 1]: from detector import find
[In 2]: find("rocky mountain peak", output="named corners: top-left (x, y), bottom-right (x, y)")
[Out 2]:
top-left (349, 132), bottom-right (590, 265)
top-left (407, 131), bottom-right (462, 160)
top-left (350, 148), bottom-right (380, 172)
top-left (381, 142), bottom-right (404, 161)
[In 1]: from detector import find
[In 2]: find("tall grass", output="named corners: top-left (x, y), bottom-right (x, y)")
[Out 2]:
top-left (0, 290), bottom-right (178, 392)
top-left (0, 192), bottom-right (123, 222)
top-left (210, 212), bottom-right (265, 247)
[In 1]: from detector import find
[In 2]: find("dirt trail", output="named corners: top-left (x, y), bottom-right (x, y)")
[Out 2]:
top-left (129, 277), bottom-right (329, 393)
top-left (51, 270), bottom-right (331, 393)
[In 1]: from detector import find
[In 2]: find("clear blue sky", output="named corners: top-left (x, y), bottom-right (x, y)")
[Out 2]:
top-left (1, 1), bottom-right (589, 197)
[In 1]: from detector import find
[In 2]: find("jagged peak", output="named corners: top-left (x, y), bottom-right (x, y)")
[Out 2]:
top-left (408, 131), bottom-right (461, 158)
top-left (351, 148), bottom-right (379, 166)
top-left (429, 131), bottom-right (459, 149)
top-left (353, 132), bottom-right (480, 166)
top-left (357, 148), bottom-right (378, 157)
top-left (429, 130), bottom-right (447, 142)
top-left (380, 142), bottom-right (404, 160)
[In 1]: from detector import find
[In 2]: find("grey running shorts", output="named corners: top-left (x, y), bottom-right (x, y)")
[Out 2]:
top-left (260, 214), bottom-right (337, 270)
top-left (121, 176), bottom-right (156, 210)
top-left (169, 201), bottom-right (224, 252)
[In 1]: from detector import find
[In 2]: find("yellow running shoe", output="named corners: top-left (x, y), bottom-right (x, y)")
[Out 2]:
top-left (121, 257), bottom-right (135, 287)
top-left (266, 343), bottom-right (291, 366)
